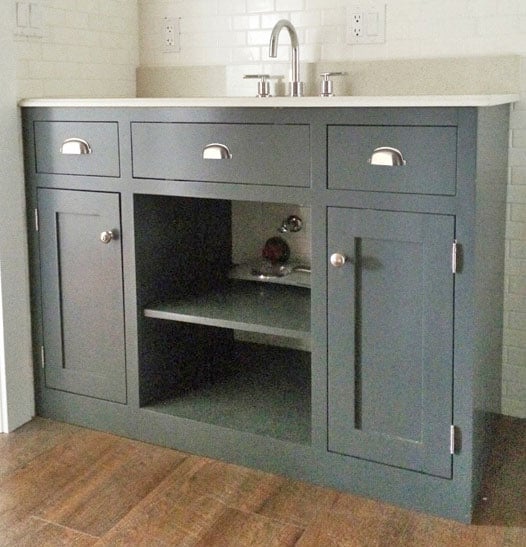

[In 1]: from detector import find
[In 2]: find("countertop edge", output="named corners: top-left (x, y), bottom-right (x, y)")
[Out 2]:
top-left (18, 94), bottom-right (520, 108)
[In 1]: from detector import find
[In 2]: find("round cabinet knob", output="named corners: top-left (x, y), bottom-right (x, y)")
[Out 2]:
top-left (330, 253), bottom-right (347, 268)
top-left (100, 230), bottom-right (114, 244)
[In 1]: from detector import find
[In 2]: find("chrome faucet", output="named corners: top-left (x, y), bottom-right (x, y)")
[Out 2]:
top-left (269, 19), bottom-right (304, 97)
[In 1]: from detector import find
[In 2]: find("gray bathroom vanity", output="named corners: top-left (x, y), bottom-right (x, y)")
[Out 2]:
top-left (21, 95), bottom-right (516, 522)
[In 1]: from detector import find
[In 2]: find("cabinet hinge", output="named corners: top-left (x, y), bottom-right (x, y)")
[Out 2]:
top-left (451, 240), bottom-right (458, 274)
top-left (40, 345), bottom-right (45, 369)
top-left (34, 208), bottom-right (39, 232)
top-left (450, 425), bottom-right (461, 455)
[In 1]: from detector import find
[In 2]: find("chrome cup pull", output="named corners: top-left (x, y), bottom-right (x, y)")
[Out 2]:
top-left (203, 143), bottom-right (232, 160)
top-left (60, 138), bottom-right (92, 155)
top-left (368, 146), bottom-right (406, 166)
top-left (100, 230), bottom-right (114, 244)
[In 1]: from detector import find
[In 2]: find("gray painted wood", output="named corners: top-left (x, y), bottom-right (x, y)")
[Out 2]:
top-left (131, 122), bottom-right (310, 187)
top-left (21, 104), bottom-right (511, 523)
top-left (328, 125), bottom-right (457, 195)
top-left (327, 207), bottom-right (454, 478)
top-left (144, 281), bottom-right (310, 340)
top-left (34, 121), bottom-right (120, 177)
top-left (38, 188), bottom-right (126, 403)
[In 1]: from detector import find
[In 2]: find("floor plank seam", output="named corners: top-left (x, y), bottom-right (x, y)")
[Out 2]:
top-left (204, 495), bottom-right (306, 533)
top-left (0, 436), bottom-right (78, 482)
top-left (28, 515), bottom-right (101, 540)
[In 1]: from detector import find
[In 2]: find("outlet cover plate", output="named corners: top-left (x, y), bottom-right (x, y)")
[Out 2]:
top-left (347, 3), bottom-right (386, 45)
top-left (162, 16), bottom-right (181, 53)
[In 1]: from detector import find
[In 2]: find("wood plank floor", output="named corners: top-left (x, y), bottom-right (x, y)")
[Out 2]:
top-left (0, 416), bottom-right (523, 546)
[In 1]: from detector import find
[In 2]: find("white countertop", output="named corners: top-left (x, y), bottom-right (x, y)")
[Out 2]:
top-left (18, 94), bottom-right (519, 108)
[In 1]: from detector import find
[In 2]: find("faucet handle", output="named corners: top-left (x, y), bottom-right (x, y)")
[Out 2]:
top-left (243, 74), bottom-right (271, 97)
top-left (319, 72), bottom-right (346, 97)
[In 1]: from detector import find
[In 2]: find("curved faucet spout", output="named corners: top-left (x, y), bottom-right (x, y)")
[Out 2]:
top-left (269, 19), bottom-right (304, 97)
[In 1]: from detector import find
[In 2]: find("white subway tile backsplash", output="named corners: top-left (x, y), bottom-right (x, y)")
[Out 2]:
top-left (321, 8), bottom-right (343, 27)
top-left (504, 380), bottom-right (526, 400)
top-left (218, 0), bottom-right (247, 14)
top-left (477, 15), bottom-right (522, 37)
top-left (233, 15), bottom-right (261, 30)
top-left (509, 148), bottom-right (526, 169)
top-left (306, 0), bottom-right (339, 9)
top-left (231, 46), bottom-right (262, 63)
top-left (510, 240), bottom-right (526, 259)
top-left (508, 347), bottom-right (526, 366)
top-left (466, 0), bottom-right (498, 17)
top-left (510, 275), bottom-right (526, 295)
top-left (504, 327), bottom-right (526, 349)
top-left (511, 203), bottom-right (526, 221)
top-left (261, 13), bottom-right (286, 28)
top-left (497, 0), bottom-right (526, 16)
top-left (507, 221), bottom-right (526, 240)
top-left (510, 166), bottom-right (526, 185)
top-left (505, 259), bottom-right (526, 279)
top-left (176, 0), bottom-right (217, 17)
top-left (502, 399), bottom-right (526, 418)
top-left (247, 28), bottom-right (277, 45)
top-left (183, 15), bottom-right (232, 33)
top-left (16, 0), bottom-right (138, 99)
top-left (276, 0), bottom-right (304, 11)
top-left (291, 10), bottom-right (321, 27)
top-left (247, 0), bottom-right (275, 14)
top-left (513, 129), bottom-right (526, 148)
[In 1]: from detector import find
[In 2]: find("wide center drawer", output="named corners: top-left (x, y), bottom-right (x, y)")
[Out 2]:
top-left (328, 125), bottom-right (457, 195)
top-left (34, 121), bottom-right (120, 177)
top-left (131, 122), bottom-right (310, 187)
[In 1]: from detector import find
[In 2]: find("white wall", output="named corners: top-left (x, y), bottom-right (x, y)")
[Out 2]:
top-left (0, 0), bottom-right (139, 431)
top-left (139, 0), bottom-right (526, 66)
top-left (139, 0), bottom-right (526, 418)
top-left (0, 2), bottom-right (34, 431)
top-left (16, 0), bottom-right (139, 98)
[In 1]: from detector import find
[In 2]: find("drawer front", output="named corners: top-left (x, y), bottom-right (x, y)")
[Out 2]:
top-left (131, 122), bottom-right (310, 187)
top-left (328, 125), bottom-right (457, 195)
top-left (34, 121), bottom-right (120, 177)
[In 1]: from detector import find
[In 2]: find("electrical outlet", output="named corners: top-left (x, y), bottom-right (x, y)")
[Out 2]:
top-left (350, 12), bottom-right (363, 38)
top-left (347, 4), bottom-right (386, 45)
top-left (162, 17), bottom-right (180, 52)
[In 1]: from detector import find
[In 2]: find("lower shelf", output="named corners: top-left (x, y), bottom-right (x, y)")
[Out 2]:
top-left (143, 342), bottom-right (311, 446)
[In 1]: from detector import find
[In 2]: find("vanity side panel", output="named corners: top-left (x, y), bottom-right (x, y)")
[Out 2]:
top-left (472, 105), bottom-right (509, 504)
top-left (22, 108), bottom-right (44, 412)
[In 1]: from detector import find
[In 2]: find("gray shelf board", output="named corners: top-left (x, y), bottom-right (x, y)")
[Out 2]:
top-left (144, 281), bottom-right (311, 340)
top-left (144, 342), bottom-right (311, 446)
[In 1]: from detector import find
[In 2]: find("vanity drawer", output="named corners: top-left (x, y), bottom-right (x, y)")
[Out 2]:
top-left (328, 125), bottom-right (457, 195)
top-left (34, 121), bottom-right (120, 177)
top-left (131, 122), bottom-right (310, 187)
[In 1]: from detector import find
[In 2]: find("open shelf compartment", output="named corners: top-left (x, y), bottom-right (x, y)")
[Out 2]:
top-left (135, 194), bottom-right (312, 446)
top-left (144, 280), bottom-right (310, 341)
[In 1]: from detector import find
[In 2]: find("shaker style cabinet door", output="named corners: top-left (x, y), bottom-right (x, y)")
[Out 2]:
top-left (37, 189), bottom-right (126, 403)
top-left (327, 207), bottom-right (454, 478)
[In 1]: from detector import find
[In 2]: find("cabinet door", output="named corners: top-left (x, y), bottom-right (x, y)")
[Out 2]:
top-left (328, 208), bottom-right (454, 478)
top-left (38, 189), bottom-right (126, 403)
